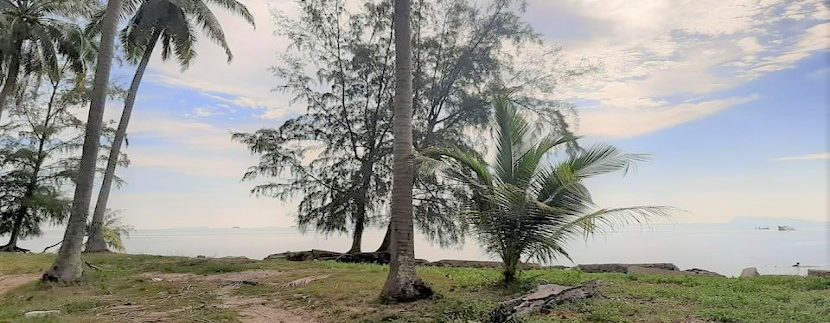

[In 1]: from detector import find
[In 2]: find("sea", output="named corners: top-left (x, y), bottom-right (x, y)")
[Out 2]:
top-left (9, 218), bottom-right (829, 277)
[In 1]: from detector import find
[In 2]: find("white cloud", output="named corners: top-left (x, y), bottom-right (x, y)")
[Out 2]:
top-left (772, 152), bottom-right (830, 162)
top-left (145, 0), bottom-right (301, 119)
top-left (533, 0), bottom-right (829, 138)
top-left (579, 95), bottom-right (758, 138)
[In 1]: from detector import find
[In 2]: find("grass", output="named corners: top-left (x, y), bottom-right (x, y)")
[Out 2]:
top-left (0, 253), bottom-right (828, 322)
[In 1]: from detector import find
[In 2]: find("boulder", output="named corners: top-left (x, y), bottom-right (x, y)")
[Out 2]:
top-left (683, 268), bottom-right (725, 277)
top-left (576, 263), bottom-right (679, 273)
top-left (428, 259), bottom-right (540, 269)
top-left (807, 269), bottom-right (830, 277)
top-left (264, 249), bottom-right (342, 261)
top-left (740, 267), bottom-right (760, 278)
top-left (334, 252), bottom-right (390, 265)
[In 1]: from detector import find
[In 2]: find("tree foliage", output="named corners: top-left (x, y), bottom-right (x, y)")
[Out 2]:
top-left (421, 98), bottom-right (671, 284)
top-left (236, 0), bottom-right (592, 251)
top-left (0, 65), bottom-right (90, 251)
top-left (235, 0), bottom-right (395, 252)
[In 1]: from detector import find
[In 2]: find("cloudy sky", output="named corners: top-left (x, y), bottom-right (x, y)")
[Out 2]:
top-left (101, 0), bottom-right (828, 229)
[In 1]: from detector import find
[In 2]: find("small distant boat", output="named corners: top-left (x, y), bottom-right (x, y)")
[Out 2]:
top-left (755, 226), bottom-right (770, 230)
top-left (777, 225), bottom-right (795, 231)
top-left (232, 226), bottom-right (241, 229)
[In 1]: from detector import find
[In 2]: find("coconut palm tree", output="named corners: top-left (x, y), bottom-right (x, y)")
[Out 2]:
top-left (422, 98), bottom-right (671, 284)
top-left (42, 0), bottom-right (122, 283)
top-left (380, 0), bottom-right (433, 302)
top-left (0, 0), bottom-right (98, 121)
top-left (85, 0), bottom-right (254, 252)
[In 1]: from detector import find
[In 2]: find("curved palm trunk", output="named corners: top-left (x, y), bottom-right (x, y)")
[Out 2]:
top-left (380, 0), bottom-right (433, 302)
top-left (0, 40), bottom-right (23, 122)
top-left (43, 0), bottom-right (122, 283)
top-left (86, 30), bottom-right (161, 253)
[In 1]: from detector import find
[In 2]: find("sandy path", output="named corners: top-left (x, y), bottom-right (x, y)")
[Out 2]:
top-left (138, 271), bottom-right (322, 323)
top-left (0, 274), bottom-right (40, 295)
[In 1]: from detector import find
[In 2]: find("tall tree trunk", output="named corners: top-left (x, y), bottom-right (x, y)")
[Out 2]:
top-left (43, 0), bottom-right (122, 283)
top-left (86, 30), bottom-right (161, 253)
top-left (380, 0), bottom-right (433, 302)
top-left (376, 223), bottom-right (391, 252)
top-left (0, 40), bottom-right (23, 122)
top-left (348, 208), bottom-right (365, 254)
top-left (1, 210), bottom-right (27, 252)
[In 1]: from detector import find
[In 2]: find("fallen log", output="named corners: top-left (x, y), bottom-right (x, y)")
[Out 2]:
top-left (490, 281), bottom-right (603, 323)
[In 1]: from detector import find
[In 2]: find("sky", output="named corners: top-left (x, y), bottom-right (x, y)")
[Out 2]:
top-left (99, 0), bottom-right (829, 229)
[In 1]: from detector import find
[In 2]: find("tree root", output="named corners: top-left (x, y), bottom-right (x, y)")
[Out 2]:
top-left (0, 244), bottom-right (30, 253)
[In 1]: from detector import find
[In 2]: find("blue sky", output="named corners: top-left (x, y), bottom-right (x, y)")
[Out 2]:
top-left (98, 0), bottom-right (828, 229)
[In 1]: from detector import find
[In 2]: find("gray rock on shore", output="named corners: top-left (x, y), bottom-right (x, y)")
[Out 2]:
top-left (576, 263), bottom-right (679, 273)
top-left (740, 267), bottom-right (760, 278)
top-left (807, 269), bottom-right (830, 277)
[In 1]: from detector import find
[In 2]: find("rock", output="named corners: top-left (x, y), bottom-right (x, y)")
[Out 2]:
top-left (428, 259), bottom-right (540, 269)
top-left (576, 263), bottom-right (679, 273)
top-left (195, 255), bottom-right (206, 258)
top-left (24, 310), bottom-right (61, 318)
top-left (489, 281), bottom-right (602, 323)
top-left (335, 252), bottom-right (390, 265)
top-left (628, 266), bottom-right (692, 276)
top-left (264, 249), bottom-right (343, 262)
top-left (683, 268), bottom-right (725, 277)
top-left (740, 267), bottom-right (760, 278)
top-left (807, 269), bottom-right (830, 277)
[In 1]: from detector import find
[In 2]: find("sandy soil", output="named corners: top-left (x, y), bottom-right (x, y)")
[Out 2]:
top-left (0, 274), bottom-right (40, 295)
top-left (134, 271), bottom-right (322, 323)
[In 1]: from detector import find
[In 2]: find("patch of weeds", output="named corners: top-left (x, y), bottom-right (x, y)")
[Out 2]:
top-left (435, 298), bottom-right (497, 322)
top-left (62, 299), bottom-right (108, 314)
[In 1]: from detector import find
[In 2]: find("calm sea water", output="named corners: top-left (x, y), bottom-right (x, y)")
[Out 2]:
top-left (10, 222), bottom-right (829, 277)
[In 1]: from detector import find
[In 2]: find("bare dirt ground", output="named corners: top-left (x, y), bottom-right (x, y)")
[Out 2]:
top-left (0, 274), bottom-right (40, 296)
top-left (135, 271), bottom-right (322, 323)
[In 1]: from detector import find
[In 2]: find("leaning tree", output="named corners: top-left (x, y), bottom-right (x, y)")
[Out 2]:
top-left (85, 0), bottom-right (254, 253)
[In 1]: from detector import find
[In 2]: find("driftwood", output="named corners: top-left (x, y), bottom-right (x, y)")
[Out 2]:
top-left (490, 281), bottom-right (603, 323)
top-left (42, 241), bottom-right (62, 253)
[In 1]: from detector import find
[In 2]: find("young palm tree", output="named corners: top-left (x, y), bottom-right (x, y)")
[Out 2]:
top-left (85, 0), bottom-right (254, 252)
top-left (380, 0), bottom-right (433, 302)
top-left (0, 0), bottom-right (98, 120)
top-left (422, 98), bottom-right (670, 284)
top-left (42, 0), bottom-right (122, 283)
